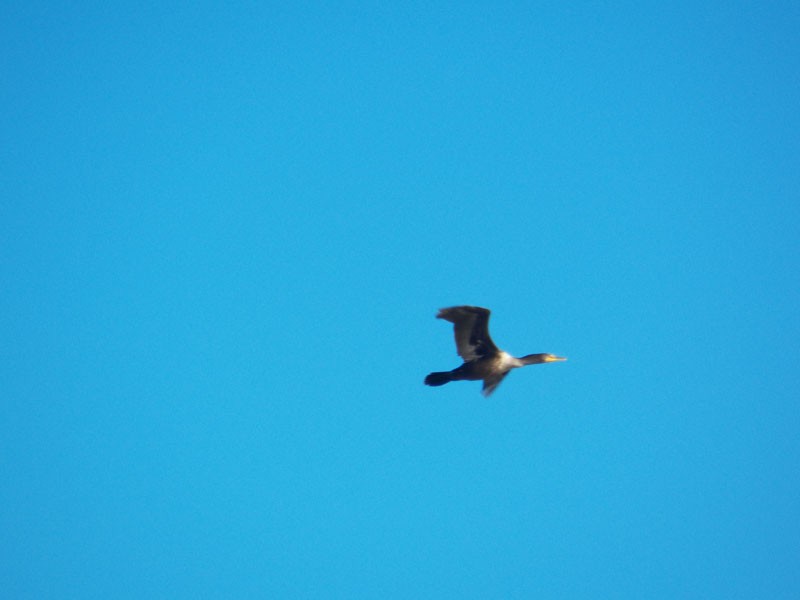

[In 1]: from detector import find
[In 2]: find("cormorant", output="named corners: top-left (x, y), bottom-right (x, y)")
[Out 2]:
top-left (424, 305), bottom-right (566, 396)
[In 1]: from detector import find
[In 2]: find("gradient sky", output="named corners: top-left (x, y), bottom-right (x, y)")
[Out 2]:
top-left (3, 2), bottom-right (799, 598)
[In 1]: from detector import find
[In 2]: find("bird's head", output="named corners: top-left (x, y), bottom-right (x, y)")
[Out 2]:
top-left (520, 353), bottom-right (567, 365)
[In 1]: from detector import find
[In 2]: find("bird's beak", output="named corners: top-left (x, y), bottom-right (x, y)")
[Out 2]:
top-left (544, 355), bottom-right (567, 362)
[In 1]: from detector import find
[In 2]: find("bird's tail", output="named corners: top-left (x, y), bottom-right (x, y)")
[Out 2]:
top-left (424, 371), bottom-right (452, 387)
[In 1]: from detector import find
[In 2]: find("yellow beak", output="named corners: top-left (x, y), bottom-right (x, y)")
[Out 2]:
top-left (544, 355), bottom-right (567, 362)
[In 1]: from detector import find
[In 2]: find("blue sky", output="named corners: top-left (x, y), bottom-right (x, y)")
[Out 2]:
top-left (2, 2), bottom-right (799, 598)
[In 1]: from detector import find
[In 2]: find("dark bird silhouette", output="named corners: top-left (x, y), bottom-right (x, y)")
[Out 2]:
top-left (424, 305), bottom-right (566, 396)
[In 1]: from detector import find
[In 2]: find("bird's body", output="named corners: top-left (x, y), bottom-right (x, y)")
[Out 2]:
top-left (424, 305), bottom-right (565, 396)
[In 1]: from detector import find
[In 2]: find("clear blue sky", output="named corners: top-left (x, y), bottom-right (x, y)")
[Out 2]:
top-left (3, 2), bottom-right (799, 598)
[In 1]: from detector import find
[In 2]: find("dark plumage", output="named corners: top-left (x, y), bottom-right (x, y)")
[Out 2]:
top-left (424, 305), bottom-right (566, 396)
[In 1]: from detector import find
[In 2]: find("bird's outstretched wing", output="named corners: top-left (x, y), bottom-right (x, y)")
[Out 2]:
top-left (482, 372), bottom-right (508, 397)
top-left (436, 305), bottom-right (499, 361)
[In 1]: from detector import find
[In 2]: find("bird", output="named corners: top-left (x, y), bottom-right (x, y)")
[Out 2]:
top-left (424, 305), bottom-right (566, 396)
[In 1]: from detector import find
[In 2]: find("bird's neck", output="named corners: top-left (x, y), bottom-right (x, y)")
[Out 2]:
top-left (518, 353), bottom-right (546, 365)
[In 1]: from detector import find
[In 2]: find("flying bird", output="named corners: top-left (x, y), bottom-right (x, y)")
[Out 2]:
top-left (424, 305), bottom-right (566, 396)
